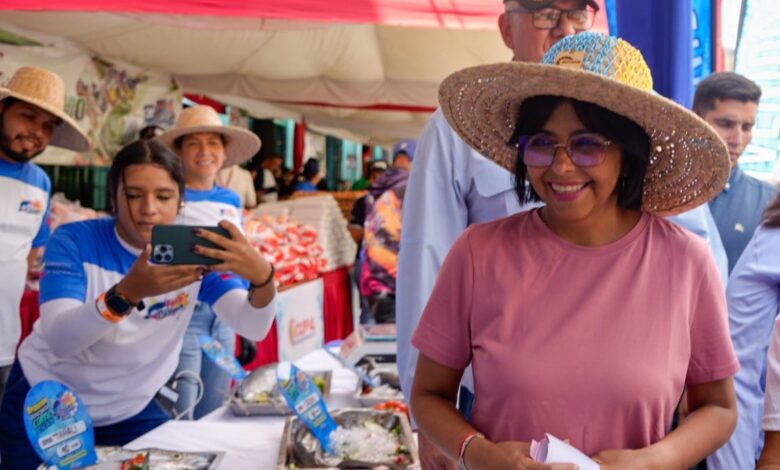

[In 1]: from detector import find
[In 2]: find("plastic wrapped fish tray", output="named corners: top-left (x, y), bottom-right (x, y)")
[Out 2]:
top-left (277, 409), bottom-right (419, 469)
top-left (39, 446), bottom-right (224, 470)
top-left (230, 364), bottom-right (332, 416)
top-left (353, 363), bottom-right (404, 407)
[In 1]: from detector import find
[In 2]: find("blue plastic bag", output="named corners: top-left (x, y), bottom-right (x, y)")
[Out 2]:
top-left (276, 362), bottom-right (339, 453)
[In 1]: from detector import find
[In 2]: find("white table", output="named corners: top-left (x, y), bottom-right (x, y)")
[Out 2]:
top-left (125, 349), bottom-right (397, 469)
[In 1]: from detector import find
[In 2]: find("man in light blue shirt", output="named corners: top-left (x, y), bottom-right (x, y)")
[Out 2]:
top-left (702, 72), bottom-right (780, 470)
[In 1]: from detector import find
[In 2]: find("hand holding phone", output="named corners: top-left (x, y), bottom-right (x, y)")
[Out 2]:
top-left (190, 221), bottom-right (276, 303)
top-left (115, 244), bottom-right (205, 305)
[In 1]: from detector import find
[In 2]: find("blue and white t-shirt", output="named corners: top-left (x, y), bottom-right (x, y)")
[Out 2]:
top-left (177, 186), bottom-right (243, 228)
top-left (18, 217), bottom-right (247, 425)
top-left (0, 159), bottom-right (51, 366)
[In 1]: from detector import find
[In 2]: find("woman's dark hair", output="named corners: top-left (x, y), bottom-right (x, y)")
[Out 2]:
top-left (509, 95), bottom-right (650, 210)
top-left (763, 193), bottom-right (780, 228)
top-left (107, 139), bottom-right (185, 214)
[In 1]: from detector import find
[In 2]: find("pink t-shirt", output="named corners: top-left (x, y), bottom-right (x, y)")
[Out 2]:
top-left (412, 209), bottom-right (738, 456)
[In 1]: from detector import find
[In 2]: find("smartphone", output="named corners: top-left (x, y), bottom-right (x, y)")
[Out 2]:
top-left (150, 225), bottom-right (231, 266)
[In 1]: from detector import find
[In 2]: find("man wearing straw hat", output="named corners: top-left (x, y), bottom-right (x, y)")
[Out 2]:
top-left (0, 66), bottom-right (89, 405)
top-left (157, 105), bottom-right (262, 420)
top-left (395, 2), bottom-right (728, 467)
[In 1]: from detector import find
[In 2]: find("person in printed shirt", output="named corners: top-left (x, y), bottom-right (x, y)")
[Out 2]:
top-left (157, 105), bottom-right (262, 420)
top-left (411, 33), bottom-right (737, 470)
top-left (0, 66), bottom-right (90, 406)
top-left (0, 139), bottom-right (276, 469)
top-left (359, 140), bottom-right (414, 324)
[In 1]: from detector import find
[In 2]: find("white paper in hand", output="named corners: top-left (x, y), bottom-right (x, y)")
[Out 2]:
top-left (530, 433), bottom-right (600, 470)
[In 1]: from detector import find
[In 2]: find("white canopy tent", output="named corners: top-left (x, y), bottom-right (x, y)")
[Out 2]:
top-left (0, 9), bottom-right (511, 145)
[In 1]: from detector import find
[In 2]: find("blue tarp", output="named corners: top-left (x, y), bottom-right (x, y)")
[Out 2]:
top-left (608, 0), bottom-right (695, 108)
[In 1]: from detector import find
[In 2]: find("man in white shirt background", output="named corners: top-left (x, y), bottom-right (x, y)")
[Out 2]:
top-left (0, 66), bottom-right (89, 404)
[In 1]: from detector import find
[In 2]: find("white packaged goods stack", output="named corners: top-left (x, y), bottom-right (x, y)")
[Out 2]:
top-left (251, 195), bottom-right (358, 271)
top-left (244, 213), bottom-right (326, 287)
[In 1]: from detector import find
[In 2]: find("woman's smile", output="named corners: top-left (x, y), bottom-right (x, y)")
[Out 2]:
top-left (547, 180), bottom-right (590, 200)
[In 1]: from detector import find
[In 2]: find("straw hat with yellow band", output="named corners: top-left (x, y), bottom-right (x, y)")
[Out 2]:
top-left (157, 105), bottom-right (261, 168)
top-left (0, 66), bottom-right (90, 152)
top-left (439, 32), bottom-right (730, 217)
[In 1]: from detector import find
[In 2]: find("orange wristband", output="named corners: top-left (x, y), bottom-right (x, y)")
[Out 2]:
top-left (95, 291), bottom-right (126, 323)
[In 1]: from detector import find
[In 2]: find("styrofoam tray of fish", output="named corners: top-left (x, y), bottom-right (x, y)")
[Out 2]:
top-left (230, 364), bottom-right (332, 416)
top-left (39, 446), bottom-right (224, 470)
top-left (353, 363), bottom-right (404, 407)
top-left (277, 408), bottom-right (418, 469)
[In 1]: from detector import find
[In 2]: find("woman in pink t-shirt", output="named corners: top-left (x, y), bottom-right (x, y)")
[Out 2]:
top-left (410, 33), bottom-right (739, 469)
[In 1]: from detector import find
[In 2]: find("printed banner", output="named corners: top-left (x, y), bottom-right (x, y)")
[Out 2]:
top-left (692, 0), bottom-right (714, 85)
top-left (0, 26), bottom-right (181, 165)
top-left (735, 0), bottom-right (780, 174)
top-left (275, 278), bottom-right (325, 362)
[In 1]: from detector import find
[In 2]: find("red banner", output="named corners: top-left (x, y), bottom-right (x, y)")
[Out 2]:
top-left (0, 0), bottom-right (504, 29)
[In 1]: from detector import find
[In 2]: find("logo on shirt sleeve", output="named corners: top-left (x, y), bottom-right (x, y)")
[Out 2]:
top-left (19, 199), bottom-right (45, 215)
top-left (144, 293), bottom-right (190, 320)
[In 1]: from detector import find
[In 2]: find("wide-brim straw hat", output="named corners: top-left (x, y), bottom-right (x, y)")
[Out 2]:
top-left (439, 32), bottom-right (730, 217)
top-left (157, 105), bottom-right (261, 168)
top-left (0, 66), bottom-right (90, 152)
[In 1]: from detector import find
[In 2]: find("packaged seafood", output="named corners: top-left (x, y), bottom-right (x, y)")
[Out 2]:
top-left (277, 409), bottom-right (418, 469)
top-left (353, 362), bottom-right (404, 407)
top-left (38, 446), bottom-right (223, 470)
top-left (230, 364), bottom-right (332, 416)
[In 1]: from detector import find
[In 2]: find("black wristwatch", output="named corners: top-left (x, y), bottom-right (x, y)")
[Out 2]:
top-left (105, 284), bottom-right (137, 317)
